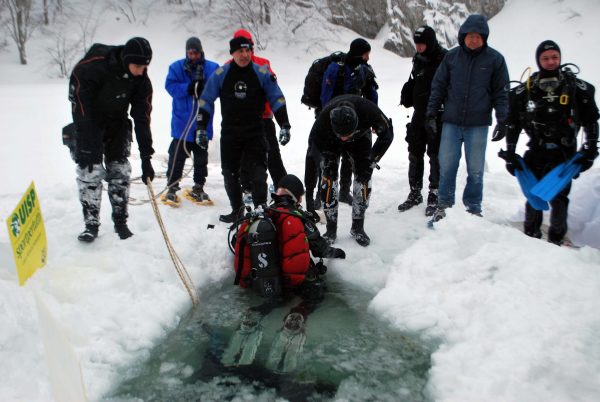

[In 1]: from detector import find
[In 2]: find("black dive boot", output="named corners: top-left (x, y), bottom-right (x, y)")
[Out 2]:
top-left (350, 219), bottom-right (370, 247)
top-left (114, 222), bottom-right (133, 239)
top-left (323, 221), bottom-right (337, 245)
top-left (398, 189), bottom-right (423, 212)
top-left (78, 224), bottom-right (99, 243)
top-left (425, 190), bottom-right (438, 217)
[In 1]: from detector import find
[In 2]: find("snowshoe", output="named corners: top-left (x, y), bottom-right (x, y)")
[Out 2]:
top-left (398, 190), bottom-right (423, 212)
top-left (77, 224), bottom-right (99, 243)
top-left (160, 188), bottom-right (181, 208)
top-left (221, 310), bottom-right (264, 367)
top-left (183, 185), bottom-right (214, 206)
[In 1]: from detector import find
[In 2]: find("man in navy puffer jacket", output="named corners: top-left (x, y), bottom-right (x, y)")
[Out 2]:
top-left (426, 14), bottom-right (509, 221)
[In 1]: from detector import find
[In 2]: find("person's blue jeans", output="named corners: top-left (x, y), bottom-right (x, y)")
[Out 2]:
top-left (437, 123), bottom-right (488, 214)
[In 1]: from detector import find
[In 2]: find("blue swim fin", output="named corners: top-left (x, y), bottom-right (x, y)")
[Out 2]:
top-left (514, 158), bottom-right (549, 211)
top-left (531, 153), bottom-right (582, 202)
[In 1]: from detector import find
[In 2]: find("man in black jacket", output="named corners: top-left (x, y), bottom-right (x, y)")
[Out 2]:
top-left (197, 36), bottom-right (291, 223)
top-left (398, 26), bottom-right (447, 216)
top-left (311, 95), bottom-right (394, 247)
top-left (68, 37), bottom-right (155, 242)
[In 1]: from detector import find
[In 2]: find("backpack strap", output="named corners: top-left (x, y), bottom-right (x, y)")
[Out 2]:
top-left (234, 234), bottom-right (247, 286)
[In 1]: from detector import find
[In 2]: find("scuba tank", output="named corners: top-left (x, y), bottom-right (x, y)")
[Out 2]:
top-left (247, 210), bottom-right (282, 298)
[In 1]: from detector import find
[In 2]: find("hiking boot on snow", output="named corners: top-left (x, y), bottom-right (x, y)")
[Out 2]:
top-left (338, 188), bottom-right (353, 205)
top-left (187, 184), bottom-right (212, 204)
top-left (425, 190), bottom-right (438, 217)
top-left (220, 209), bottom-right (243, 224)
top-left (161, 186), bottom-right (180, 207)
top-left (77, 224), bottom-right (99, 243)
top-left (323, 222), bottom-right (337, 245)
top-left (431, 207), bottom-right (446, 222)
top-left (350, 219), bottom-right (370, 247)
top-left (398, 190), bottom-right (423, 212)
top-left (114, 223), bottom-right (133, 239)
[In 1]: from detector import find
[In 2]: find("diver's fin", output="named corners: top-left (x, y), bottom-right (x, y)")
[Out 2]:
top-left (531, 153), bottom-right (582, 202)
top-left (515, 158), bottom-right (549, 211)
top-left (265, 311), bottom-right (306, 373)
top-left (221, 310), bottom-right (264, 367)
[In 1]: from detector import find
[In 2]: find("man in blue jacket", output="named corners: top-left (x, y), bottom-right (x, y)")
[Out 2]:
top-left (426, 14), bottom-right (509, 221)
top-left (197, 36), bottom-right (291, 223)
top-left (164, 37), bottom-right (219, 205)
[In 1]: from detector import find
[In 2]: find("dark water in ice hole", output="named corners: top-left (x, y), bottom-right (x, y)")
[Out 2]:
top-left (107, 277), bottom-right (433, 402)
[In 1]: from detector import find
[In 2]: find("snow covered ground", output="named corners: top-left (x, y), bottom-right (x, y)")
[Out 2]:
top-left (0, 0), bottom-right (599, 400)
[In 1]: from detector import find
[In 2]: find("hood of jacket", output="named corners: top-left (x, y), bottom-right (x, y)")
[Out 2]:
top-left (458, 14), bottom-right (489, 48)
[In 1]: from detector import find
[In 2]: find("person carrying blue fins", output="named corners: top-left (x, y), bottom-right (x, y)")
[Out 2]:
top-left (495, 40), bottom-right (599, 245)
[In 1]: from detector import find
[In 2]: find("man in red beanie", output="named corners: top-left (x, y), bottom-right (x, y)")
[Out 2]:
top-left (229, 29), bottom-right (288, 203)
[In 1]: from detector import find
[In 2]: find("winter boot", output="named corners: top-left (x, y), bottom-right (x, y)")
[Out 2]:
top-left (350, 219), bottom-right (370, 247)
top-left (323, 221), bottom-right (337, 245)
top-left (398, 189), bottom-right (423, 212)
top-left (338, 188), bottom-right (353, 205)
top-left (77, 224), bottom-right (99, 243)
top-left (431, 207), bottom-right (446, 223)
top-left (114, 223), bottom-right (133, 239)
top-left (161, 186), bottom-right (180, 207)
top-left (524, 228), bottom-right (542, 239)
top-left (425, 190), bottom-right (438, 217)
top-left (186, 184), bottom-right (213, 205)
top-left (220, 209), bottom-right (243, 224)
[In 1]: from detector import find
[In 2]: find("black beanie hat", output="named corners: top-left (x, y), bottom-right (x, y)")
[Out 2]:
top-left (186, 37), bottom-right (203, 53)
top-left (348, 38), bottom-right (371, 58)
top-left (229, 36), bottom-right (253, 54)
top-left (122, 37), bottom-right (152, 66)
top-left (535, 40), bottom-right (561, 70)
top-left (330, 105), bottom-right (358, 137)
top-left (413, 26), bottom-right (437, 49)
top-left (277, 174), bottom-right (305, 202)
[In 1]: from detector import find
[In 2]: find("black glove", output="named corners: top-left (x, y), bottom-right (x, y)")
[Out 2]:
top-left (187, 80), bottom-right (202, 99)
top-left (196, 129), bottom-right (209, 150)
top-left (404, 122), bottom-right (413, 143)
top-left (279, 125), bottom-right (291, 146)
top-left (425, 116), bottom-right (438, 137)
top-left (573, 143), bottom-right (598, 173)
top-left (491, 122), bottom-right (509, 142)
top-left (330, 248), bottom-right (345, 259)
top-left (141, 158), bottom-right (154, 184)
top-left (498, 149), bottom-right (521, 176)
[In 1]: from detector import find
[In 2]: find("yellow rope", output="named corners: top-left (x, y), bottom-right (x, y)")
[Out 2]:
top-left (146, 181), bottom-right (199, 306)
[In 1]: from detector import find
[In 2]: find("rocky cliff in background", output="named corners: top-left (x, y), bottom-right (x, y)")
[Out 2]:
top-left (326, 0), bottom-right (506, 57)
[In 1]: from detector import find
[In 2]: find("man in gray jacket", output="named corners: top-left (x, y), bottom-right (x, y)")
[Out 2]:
top-left (425, 14), bottom-right (509, 221)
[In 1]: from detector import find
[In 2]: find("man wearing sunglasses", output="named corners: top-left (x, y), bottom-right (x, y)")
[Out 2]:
top-left (310, 95), bottom-right (394, 246)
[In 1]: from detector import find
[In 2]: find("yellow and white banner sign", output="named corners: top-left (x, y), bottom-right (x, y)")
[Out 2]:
top-left (6, 181), bottom-right (48, 285)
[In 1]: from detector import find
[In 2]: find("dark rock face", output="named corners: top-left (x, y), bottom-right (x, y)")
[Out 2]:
top-left (326, 0), bottom-right (506, 57)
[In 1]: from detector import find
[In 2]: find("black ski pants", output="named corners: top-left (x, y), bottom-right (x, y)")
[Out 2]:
top-left (221, 129), bottom-right (268, 211)
top-left (166, 138), bottom-right (208, 188)
top-left (405, 118), bottom-right (440, 192)
top-left (240, 118), bottom-right (287, 191)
